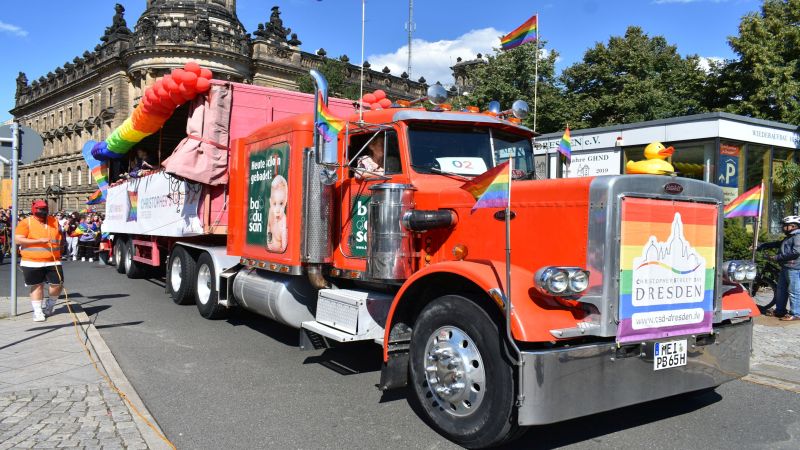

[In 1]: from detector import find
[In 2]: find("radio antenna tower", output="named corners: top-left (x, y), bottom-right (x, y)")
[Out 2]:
top-left (405, 0), bottom-right (415, 76)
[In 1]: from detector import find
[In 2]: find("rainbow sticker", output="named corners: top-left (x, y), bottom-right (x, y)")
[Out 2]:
top-left (617, 198), bottom-right (717, 343)
top-left (127, 191), bottom-right (138, 222)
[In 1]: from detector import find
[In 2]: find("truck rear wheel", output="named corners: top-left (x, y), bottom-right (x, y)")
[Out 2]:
top-left (124, 240), bottom-right (148, 279)
top-left (195, 253), bottom-right (228, 319)
top-left (114, 239), bottom-right (126, 274)
top-left (409, 295), bottom-right (521, 448)
top-left (168, 246), bottom-right (196, 305)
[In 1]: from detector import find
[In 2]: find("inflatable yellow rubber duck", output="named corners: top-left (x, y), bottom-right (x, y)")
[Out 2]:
top-left (626, 141), bottom-right (675, 175)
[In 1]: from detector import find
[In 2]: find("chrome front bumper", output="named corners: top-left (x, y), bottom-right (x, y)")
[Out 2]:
top-left (517, 320), bottom-right (753, 426)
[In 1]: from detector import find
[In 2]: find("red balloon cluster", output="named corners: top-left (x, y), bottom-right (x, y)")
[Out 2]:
top-left (359, 89), bottom-right (392, 110)
top-left (136, 62), bottom-right (213, 133)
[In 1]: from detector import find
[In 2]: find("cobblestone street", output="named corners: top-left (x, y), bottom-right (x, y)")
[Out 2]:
top-left (0, 384), bottom-right (146, 449)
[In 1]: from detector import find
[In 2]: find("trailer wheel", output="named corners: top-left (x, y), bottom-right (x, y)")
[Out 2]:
top-left (114, 239), bottom-right (126, 274)
top-left (409, 295), bottom-right (521, 448)
top-left (195, 253), bottom-right (228, 320)
top-left (124, 240), bottom-right (148, 279)
top-left (168, 246), bottom-right (196, 305)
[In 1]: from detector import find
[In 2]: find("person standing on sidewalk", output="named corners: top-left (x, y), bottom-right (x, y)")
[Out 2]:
top-left (757, 215), bottom-right (800, 321)
top-left (14, 200), bottom-right (64, 322)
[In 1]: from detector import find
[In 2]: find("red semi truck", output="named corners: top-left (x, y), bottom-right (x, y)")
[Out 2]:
top-left (103, 71), bottom-right (759, 448)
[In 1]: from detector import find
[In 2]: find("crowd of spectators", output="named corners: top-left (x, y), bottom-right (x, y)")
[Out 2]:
top-left (0, 206), bottom-right (106, 263)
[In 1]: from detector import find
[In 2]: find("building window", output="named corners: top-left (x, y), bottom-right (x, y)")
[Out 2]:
top-left (79, 103), bottom-right (83, 119)
top-left (27, 173), bottom-right (31, 190)
top-left (58, 170), bottom-right (63, 187)
top-left (67, 168), bottom-right (72, 187)
top-left (89, 98), bottom-right (94, 116)
top-left (108, 87), bottom-right (113, 107)
top-left (40, 172), bottom-right (45, 188)
top-left (77, 167), bottom-right (82, 186)
top-left (68, 107), bottom-right (73, 122)
top-left (59, 111), bottom-right (63, 126)
top-left (50, 171), bottom-right (54, 186)
top-left (770, 147), bottom-right (798, 233)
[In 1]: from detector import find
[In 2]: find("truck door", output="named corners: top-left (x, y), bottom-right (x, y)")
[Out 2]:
top-left (339, 128), bottom-right (404, 261)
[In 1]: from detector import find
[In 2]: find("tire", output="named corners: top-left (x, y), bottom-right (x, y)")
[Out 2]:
top-left (750, 276), bottom-right (777, 313)
top-left (409, 295), bottom-right (521, 448)
top-left (124, 240), bottom-right (148, 279)
top-left (168, 246), bottom-right (197, 305)
top-left (195, 253), bottom-right (228, 319)
top-left (114, 239), bottom-right (126, 274)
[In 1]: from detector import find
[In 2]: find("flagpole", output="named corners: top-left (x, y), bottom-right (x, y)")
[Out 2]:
top-left (505, 157), bottom-right (513, 347)
top-left (532, 13), bottom-right (539, 135)
top-left (751, 180), bottom-right (765, 262)
top-left (359, 0), bottom-right (366, 123)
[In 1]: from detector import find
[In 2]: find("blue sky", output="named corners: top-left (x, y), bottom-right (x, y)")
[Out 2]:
top-left (0, 0), bottom-right (761, 122)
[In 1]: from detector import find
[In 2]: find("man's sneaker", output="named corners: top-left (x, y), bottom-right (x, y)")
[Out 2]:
top-left (88, 258), bottom-right (94, 262)
top-left (32, 310), bottom-right (46, 322)
top-left (72, 256), bottom-right (77, 261)
top-left (81, 257), bottom-right (86, 261)
top-left (43, 299), bottom-right (56, 316)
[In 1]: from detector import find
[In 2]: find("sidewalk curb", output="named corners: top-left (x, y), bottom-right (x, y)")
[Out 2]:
top-left (743, 373), bottom-right (800, 394)
top-left (68, 301), bottom-right (172, 450)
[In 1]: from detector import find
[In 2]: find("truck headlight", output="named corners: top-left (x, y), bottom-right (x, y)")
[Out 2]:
top-left (722, 260), bottom-right (757, 283)
top-left (535, 267), bottom-right (590, 296)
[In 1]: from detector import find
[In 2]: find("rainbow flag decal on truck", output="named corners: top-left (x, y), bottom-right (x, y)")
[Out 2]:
top-left (617, 198), bottom-right (717, 344)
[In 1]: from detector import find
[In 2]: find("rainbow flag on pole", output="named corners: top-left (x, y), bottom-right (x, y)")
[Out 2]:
top-left (461, 161), bottom-right (511, 211)
top-left (558, 127), bottom-right (572, 163)
top-left (315, 92), bottom-right (344, 143)
top-left (724, 184), bottom-right (763, 218)
top-left (501, 14), bottom-right (538, 51)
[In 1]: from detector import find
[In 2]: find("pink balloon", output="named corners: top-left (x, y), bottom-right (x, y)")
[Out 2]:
top-left (195, 77), bottom-right (211, 93)
top-left (169, 91), bottom-right (186, 106)
top-left (362, 93), bottom-right (377, 104)
top-left (146, 89), bottom-right (159, 103)
top-left (181, 72), bottom-right (198, 88)
top-left (378, 98), bottom-right (392, 108)
top-left (371, 103), bottom-right (383, 110)
top-left (184, 61), bottom-right (201, 75)
top-left (159, 95), bottom-right (176, 110)
top-left (199, 68), bottom-right (213, 80)
top-left (157, 87), bottom-right (170, 99)
top-left (373, 90), bottom-right (386, 100)
top-left (153, 79), bottom-right (164, 92)
top-left (163, 75), bottom-right (179, 92)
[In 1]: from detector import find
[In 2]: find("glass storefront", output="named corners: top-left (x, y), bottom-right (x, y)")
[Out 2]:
top-left (623, 140), bottom-right (713, 182)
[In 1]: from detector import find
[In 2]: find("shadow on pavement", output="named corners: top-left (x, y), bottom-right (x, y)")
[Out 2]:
top-left (94, 321), bottom-right (144, 330)
top-left (0, 323), bottom-right (73, 351)
top-left (81, 304), bottom-right (112, 317)
top-left (302, 342), bottom-right (383, 375)
top-left (227, 309), bottom-right (299, 347)
top-left (498, 389), bottom-right (723, 449)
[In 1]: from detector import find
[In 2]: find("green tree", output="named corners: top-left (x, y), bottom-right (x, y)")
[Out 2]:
top-left (716, 0), bottom-right (800, 123)
top-left (776, 160), bottom-right (800, 213)
top-left (456, 41), bottom-right (567, 133)
top-left (297, 57), bottom-right (360, 100)
top-left (559, 26), bottom-right (709, 128)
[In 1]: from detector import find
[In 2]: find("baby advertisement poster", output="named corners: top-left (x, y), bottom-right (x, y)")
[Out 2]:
top-left (246, 142), bottom-right (289, 253)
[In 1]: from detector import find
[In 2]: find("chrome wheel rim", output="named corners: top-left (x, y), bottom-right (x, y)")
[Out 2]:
top-left (124, 246), bottom-right (132, 272)
top-left (170, 257), bottom-right (182, 292)
top-left (423, 326), bottom-right (486, 417)
top-left (114, 244), bottom-right (122, 264)
top-left (196, 264), bottom-right (211, 305)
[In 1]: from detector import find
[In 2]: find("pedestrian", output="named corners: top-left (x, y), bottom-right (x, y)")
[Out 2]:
top-left (757, 215), bottom-right (800, 321)
top-left (66, 213), bottom-right (80, 260)
top-left (77, 216), bottom-right (97, 262)
top-left (14, 200), bottom-right (64, 322)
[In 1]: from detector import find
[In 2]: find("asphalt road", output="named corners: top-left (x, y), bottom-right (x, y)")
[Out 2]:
top-left (2, 259), bottom-right (800, 449)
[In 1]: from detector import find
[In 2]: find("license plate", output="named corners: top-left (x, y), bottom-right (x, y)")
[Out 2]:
top-left (653, 339), bottom-right (687, 371)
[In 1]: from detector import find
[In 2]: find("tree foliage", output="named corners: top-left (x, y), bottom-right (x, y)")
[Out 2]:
top-left (456, 42), bottom-right (568, 133)
top-left (716, 0), bottom-right (800, 123)
top-left (776, 160), bottom-right (800, 212)
top-left (296, 57), bottom-right (360, 100)
top-left (559, 26), bottom-right (709, 128)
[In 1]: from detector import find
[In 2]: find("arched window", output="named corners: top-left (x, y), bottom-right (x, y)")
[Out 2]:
top-left (27, 173), bottom-right (31, 190)
top-left (58, 170), bottom-right (63, 187)
top-left (67, 168), bottom-right (72, 187)
top-left (50, 171), bottom-right (54, 186)
top-left (77, 167), bottom-right (82, 186)
top-left (40, 172), bottom-right (45, 188)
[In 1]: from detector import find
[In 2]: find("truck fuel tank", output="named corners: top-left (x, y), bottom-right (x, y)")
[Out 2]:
top-left (231, 268), bottom-right (316, 329)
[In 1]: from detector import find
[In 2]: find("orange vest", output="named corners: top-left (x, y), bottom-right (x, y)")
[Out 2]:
top-left (16, 216), bottom-right (62, 263)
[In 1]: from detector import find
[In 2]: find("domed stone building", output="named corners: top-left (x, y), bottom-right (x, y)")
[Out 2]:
top-left (11, 1), bottom-right (426, 211)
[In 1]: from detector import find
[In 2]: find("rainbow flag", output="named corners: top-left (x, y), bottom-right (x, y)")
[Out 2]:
top-left (558, 127), bottom-right (572, 163)
top-left (501, 14), bottom-right (538, 51)
top-left (617, 198), bottom-right (717, 343)
top-left (460, 161), bottom-right (511, 211)
top-left (86, 189), bottom-right (103, 205)
top-left (724, 184), bottom-right (763, 218)
top-left (127, 191), bottom-right (138, 222)
top-left (315, 92), bottom-right (344, 143)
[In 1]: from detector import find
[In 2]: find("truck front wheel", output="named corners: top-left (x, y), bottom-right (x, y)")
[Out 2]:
top-left (409, 295), bottom-right (521, 448)
top-left (195, 253), bottom-right (228, 319)
top-left (114, 239), bottom-right (126, 274)
top-left (168, 246), bottom-right (196, 305)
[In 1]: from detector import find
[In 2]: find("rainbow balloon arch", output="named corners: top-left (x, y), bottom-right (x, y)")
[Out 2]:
top-left (83, 62), bottom-right (213, 204)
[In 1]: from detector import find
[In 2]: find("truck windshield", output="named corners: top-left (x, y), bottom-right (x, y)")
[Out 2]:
top-left (407, 123), bottom-right (534, 177)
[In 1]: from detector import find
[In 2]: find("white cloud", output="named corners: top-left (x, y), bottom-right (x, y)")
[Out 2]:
top-left (698, 56), bottom-right (724, 73)
top-left (0, 20), bottom-right (27, 37)
top-left (368, 27), bottom-right (504, 86)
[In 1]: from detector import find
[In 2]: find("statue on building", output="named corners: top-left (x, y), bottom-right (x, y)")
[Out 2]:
top-left (287, 33), bottom-right (301, 47)
top-left (263, 6), bottom-right (290, 41)
top-left (101, 3), bottom-right (132, 42)
top-left (15, 72), bottom-right (29, 100)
